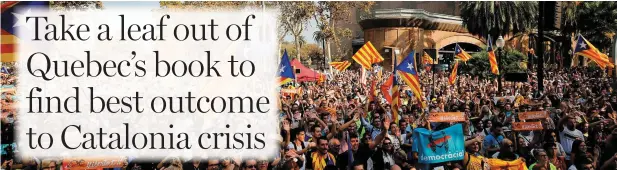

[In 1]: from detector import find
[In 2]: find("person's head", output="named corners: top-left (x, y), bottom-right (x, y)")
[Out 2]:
top-left (207, 159), bottom-right (220, 170)
top-left (347, 122), bottom-right (357, 134)
top-left (257, 159), bottom-right (269, 170)
top-left (312, 125), bottom-right (322, 139)
top-left (192, 158), bottom-right (202, 165)
top-left (475, 120), bottom-right (484, 129)
top-left (295, 130), bottom-right (305, 142)
top-left (389, 122), bottom-right (398, 134)
top-left (352, 161), bottom-right (364, 170)
top-left (491, 122), bottom-right (504, 136)
top-left (329, 138), bottom-right (340, 153)
top-left (373, 114), bottom-right (382, 128)
top-left (243, 159), bottom-right (257, 170)
top-left (572, 140), bottom-right (586, 155)
top-left (465, 138), bottom-right (482, 153)
top-left (318, 137), bottom-right (329, 154)
top-left (574, 155), bottom-right (595, 170)
top-left (170, 157), bottom-right (183, 168)
top-left (41, 159), bottom-right (57, 170)
top-left (543, 142), bottom-right (558, 157)
top-left (484, 119), bottom-right (493, 129)
top-left (567, 116), bottom-right (577, 130)
top-left (350, 133), bottom-right (360, 152)
top-left (500, 138), bottom-right (515, 153)
top-left (382, 137), bottom-right (393, 152)
top-left (399, 120), bottom-right (408, 132)
top-left (533, 149), bottom-right (548, 164)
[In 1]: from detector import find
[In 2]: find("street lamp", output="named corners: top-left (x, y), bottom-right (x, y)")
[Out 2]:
top-left (496, 36), bottom-right (505, 93)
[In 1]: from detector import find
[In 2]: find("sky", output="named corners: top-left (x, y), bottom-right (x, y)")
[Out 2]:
top-left (102, 1), bottom-right (318, 44)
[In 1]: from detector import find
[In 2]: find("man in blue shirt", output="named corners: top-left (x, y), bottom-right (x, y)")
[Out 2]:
top-left (483, 122), bottom-right (504, 156)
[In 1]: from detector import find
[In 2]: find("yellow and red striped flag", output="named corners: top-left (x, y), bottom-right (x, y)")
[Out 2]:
top-left (394, 51), bottom-right (427, 109)
top-left (352, 41), bottom-right (384, 69)
top-left (329, 61), bottom-right (352, 71)
top-left (449, 61), bottom-right (460, 85)
top-left (487, 35), bottom-right (500, 75)
top-left (422, 51), bottom-right (435, 65)
top-left (574, 35), bottom-right (615, 68)
top-left (455, 44), bottom-right (472, 62)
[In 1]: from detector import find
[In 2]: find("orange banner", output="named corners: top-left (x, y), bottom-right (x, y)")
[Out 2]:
top-left (62, 157), bottom-right (127, 170)
top-left (512, 122), bottom-right (543, 131)
top-left (428, 112), bottom-right (465, 122)
top-left (518, 111), bottom-right (548, 120)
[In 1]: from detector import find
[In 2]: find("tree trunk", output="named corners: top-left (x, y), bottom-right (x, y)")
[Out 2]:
top-left (295, 36), bottom-right (301, 63)
top-left (326, 40), bottom-right (333, 73)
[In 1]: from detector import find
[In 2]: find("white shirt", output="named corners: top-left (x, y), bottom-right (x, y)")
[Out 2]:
top-left (559, 126), bottom-right (584, 160)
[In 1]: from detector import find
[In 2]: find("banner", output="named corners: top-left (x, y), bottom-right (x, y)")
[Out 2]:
top-left (62, 157), bottom-right (127, 170)
top-left (518, 111), bottom-right (548, 120)
top-left (412, 124), bottom-right (465, 163)
top-left (512, 122), bottom-right (543, 131)
top-left (487, 158), bottom-right (528, 170)
top-left (428, 112), bottom-right (465, 122)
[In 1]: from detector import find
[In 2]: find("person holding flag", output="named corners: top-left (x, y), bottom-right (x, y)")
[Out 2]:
top-left (279, 50), bottom-right (296, 85)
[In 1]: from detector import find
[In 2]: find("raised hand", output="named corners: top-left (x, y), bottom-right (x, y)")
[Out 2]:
top-left (383, 116), bottom-right (391, 131)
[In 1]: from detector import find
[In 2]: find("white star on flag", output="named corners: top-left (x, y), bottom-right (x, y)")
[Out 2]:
top-left (579, 42), bottom-right (587, 49)
top-left (12, 8), bottom-right (33, 30)
top-left (279, 65), bottom-right (285, 73)
top-left (406, 62), bottom-right (414, 71)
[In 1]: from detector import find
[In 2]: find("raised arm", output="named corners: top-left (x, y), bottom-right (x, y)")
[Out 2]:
top-left (369, 117), bottom-right (390, 150)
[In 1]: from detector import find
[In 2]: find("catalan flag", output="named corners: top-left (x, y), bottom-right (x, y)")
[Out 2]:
top-left (352, 41), bottom-right (384, 69)
top-left (278, 50), bottom-right (295, 85)
top-left (329, 61), bottom-right (351, 72)
top-left (422, 51), bottom-right (435, 65)
top-left (2, 1), bottom-right (50, 62)
top-left (422, 51), bottom-right (434, 71)
top-left (395, 51), bottom-right (427, 109)
top-left (449, 61), bottom-right (460, 85)
top-left (574, 35), bottom-right (615, 68)
top-left (455, 44), bottom-right (472, 62)
top-left (487, 35), bottom-right (500, 75)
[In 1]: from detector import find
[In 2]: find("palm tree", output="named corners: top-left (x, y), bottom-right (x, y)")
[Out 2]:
top-left (576, 2), bottom-right (617, 51)
top-left (460, 2), bottom-right (538, 39)
top-left (560, 2), bottom-right (578, 67)
top-left (313, 29), bottom-right (328, 69)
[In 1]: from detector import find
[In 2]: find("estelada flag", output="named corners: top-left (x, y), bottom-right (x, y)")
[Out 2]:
top-left (574, 34), bottom-right (615, 68)
top-left (1, 1), bottom-right (50, 62)
top-left (454, 44), bottom-right (472, 62)
top-left (395, 51), bottom-right (427, 109)
top-left (278, 50), bottom-right (295, 85)
top-left (352, 41), bottom-right (383, 69)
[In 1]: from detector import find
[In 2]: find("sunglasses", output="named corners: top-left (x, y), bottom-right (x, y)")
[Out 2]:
top-left (245, 165), bottom-right (257, 168)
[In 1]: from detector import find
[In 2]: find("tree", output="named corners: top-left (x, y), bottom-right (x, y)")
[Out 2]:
top-left (279, 2), bottom-right (316, 63)
top-left (460, 2), bottom-right (537, 39)
top-left (314, 1), bottom-right (374, 64)
top-left (576, 2), bottom-right (617, 51)
top-left (459, 48), bottom-right (527, 78)
top-left (50, 1), bottom-right (104, 10)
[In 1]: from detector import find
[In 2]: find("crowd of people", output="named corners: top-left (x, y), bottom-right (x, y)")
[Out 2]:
top-left (2, 59), bottom-right (617, 170)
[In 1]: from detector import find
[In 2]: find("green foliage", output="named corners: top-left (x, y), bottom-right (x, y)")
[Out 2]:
top-left (576, 1), bottom-right (617, 51)
top-left (459, 48), bottom-right (527, 78)
top-left (460, 2), bottom-right (537, 39)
